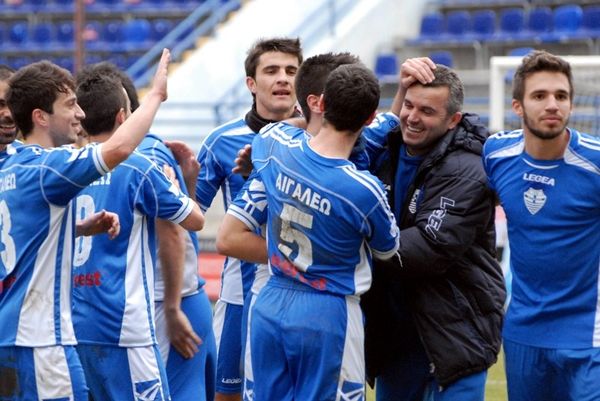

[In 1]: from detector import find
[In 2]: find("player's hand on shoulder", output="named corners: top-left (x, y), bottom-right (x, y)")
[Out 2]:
top-left (165, 140), bottom-right (200, 179)
top-left (400, 57), bottom-right (436, 89)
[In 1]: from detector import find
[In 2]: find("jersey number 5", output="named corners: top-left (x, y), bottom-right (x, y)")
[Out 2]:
top-left (277, 203), bottom-right (313, 272)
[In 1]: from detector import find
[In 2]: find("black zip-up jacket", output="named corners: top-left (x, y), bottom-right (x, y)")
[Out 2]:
top-left (362, 113), bottom-right (506, 387)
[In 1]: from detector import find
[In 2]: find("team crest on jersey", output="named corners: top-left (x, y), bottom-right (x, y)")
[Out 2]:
top-left (523, 187), bottom-right (546, 215)
top-left (338, 381), bottom-right (364, 401)
top-left (134, 379), bottom-right (162, 401)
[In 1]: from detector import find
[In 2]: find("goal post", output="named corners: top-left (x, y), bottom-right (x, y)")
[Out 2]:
top-left (489, 55), bottom-right (600, 135)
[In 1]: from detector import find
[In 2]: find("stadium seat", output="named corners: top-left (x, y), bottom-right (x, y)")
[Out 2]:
top-left (9, 21), bottom-right (29, 45)
top-left (11, 56), bottom-right (32, 70)
top-left (151, 19), bottom-right (174, 41)
top-left (56, 56), bottom-right (74, 73)
top-left (102, 20), bottom-right (123, 43)
top-left (406, 12), bottom-right (444, 45)
top-left (56, 21), bottom-right (74, 44)
top-left (121, 19), bottom-right (152, 48)
top-left (493, 7), bottom-right (525, 42)
top-left (444, 10), bottom-right (471, 40)
top-left (374, 53), bottom-right (398, 81)
top-left (545, 4), bottom-right (583, 42)
top-left (31, 22), bottom-right (54, 45)
top-left (504, 47), bottom-right (535, 83)
top-left (429, 50), bottom-right (454, 67)
top-left (471, 10), bottom-right (496, 41)
top-left (522, 7), bottom-right (553, 41)
top-left (582, 5), bottom-right (600, 38)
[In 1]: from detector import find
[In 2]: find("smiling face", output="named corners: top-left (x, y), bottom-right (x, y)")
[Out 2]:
top-left (47, 88), bottom-right (86, 147)
top-left (512, 71), bottom-right (572, 141)
top-left (400, 84), bottom-right (461, 156)
top-left (246, 51), bottom-right (299, 121)
top-left (0, 80), bottom-right (17, 147)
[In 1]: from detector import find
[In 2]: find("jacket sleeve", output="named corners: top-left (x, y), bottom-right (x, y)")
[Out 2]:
top-left (398, 163), bottom-right (495, 278)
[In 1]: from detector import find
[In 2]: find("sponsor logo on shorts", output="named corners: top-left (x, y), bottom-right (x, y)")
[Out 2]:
top-left (134, 379), bottom-right (162, 401)
top-left (221, 377), bottom-right (242, 384)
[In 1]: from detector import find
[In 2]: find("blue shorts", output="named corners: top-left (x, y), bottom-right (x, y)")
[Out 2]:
top-left (250, 276), bottom-right (365, 401)
top-left (77, 343), bottom-right (170, 401)
top-left (156, 289), bottom-right (217, 401)
top-left (504, 339), bottom-right (600, 401)
top-left (376, 334), bottom-right (487, 401)
top-left (212, 299), bottom-right (243, 394)
top-left (0, 345), bottom-right (88, 401)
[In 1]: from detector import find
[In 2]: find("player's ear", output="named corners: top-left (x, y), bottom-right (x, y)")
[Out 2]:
top-left (115, 108), bottom-right (126, 125)
top-left (246, 76), bottom-right (257, 95)
top-left (447, 111), bottom-right (462, 130)
top-left (307, 94), bottom-right (321, 115)
top-left (32, 108), bottom-right (49, 128)
top-left (512, 99), bottom-right (523, 118)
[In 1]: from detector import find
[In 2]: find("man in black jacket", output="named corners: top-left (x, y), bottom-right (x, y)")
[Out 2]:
top-left (363, 58), bottom-right (506, 401)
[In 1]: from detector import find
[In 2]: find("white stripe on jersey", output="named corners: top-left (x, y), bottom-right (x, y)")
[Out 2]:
top-left (335, 296), bottom-right (364, 401)
top-left (579, 135), bottom-right (600, 151)
top-left (486, 139), bottom-right (525, 160)
top-left (228, 205), bottom-right (261, 232)
top-left (354, 244), bottom-right (372, 296)
top-left (523, 159), bottom-right (559, 170)
top-left (58, 204), bottom-right (76, 345)
top-left (220, 256), bottom-right (244, 305)
top-left (16, 205), bottom-right (76, 346)
top-left (564, 147), bottom-right (600, 175)
top-left (120, 211), bottom-right (154, 347)
top-left (594, 258), bottom-right (600, 347)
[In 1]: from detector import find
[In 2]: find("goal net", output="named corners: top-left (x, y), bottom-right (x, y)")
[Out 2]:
top-left (489, 55), bottom-right (600, 137)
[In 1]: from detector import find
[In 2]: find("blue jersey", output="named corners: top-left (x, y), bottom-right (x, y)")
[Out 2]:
top-left (138, 134), bottom-right (204, 301)
top-left (240, 122), bottom-right (399, 296)
top-left (0, 143), bottom-right (109, 347)
top-left (196, 116), bottom-right (258, 305)
top-left (483, 129), bottom-right (600, 348)
top-left (72, 150), bottom-right (195, 347)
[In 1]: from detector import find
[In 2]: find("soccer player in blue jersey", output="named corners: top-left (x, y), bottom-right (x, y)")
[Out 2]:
top-left (72, 71), bottom-right (204, 401)
top-left (224, 63), bottom-right (399, 401)
top-left (362, 58), bottom-right (505, 401)
top-left (77, 62), bottom-right (217, 401)
top-left (196, 37), bottom-right (302, 401)
top-left (0, 49), bottom-right (171, 401)
top-left (483, 50), bottom-right (600, 401)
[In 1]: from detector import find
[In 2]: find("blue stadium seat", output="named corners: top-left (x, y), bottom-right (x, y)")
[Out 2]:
top-left (505, 47), bottom-right (535, 82)
top-left (406, 12), bottom-right (444, 45)
top-left (428, 50), bottom-right (454, 67)
top-left (444, 10), bottom-right (471, 40)
top-left (0, 23), bottom-right (6, 46)
top-left (121, 19), bottom-right (152, 49)
top-left (374, 53), bottom-right (398, 82)
top-left (56, 21), bottom-right (74, 44)
top-left (522, 7), bottom-right (553, 41)
top-left (32, 22), bottom-right (54, 45)
top-left (471, 9), bottom-right (496, 41)
top-left (582, 5), bottom-right (600, 38)
top-left (545, 4), bottom-right (583, 42)
top-left (493, 7), bottom-right (525, 42)
top-left (11, 56), bottom-right (32, 70)
top-left (151, 19), bottom-right (174, 41)
top-left (9, 21), bottom-right (29, 45)
top-left (103, 20), bottom-right (123, 43)
top-left (55, 56), bottom-right (74, 73)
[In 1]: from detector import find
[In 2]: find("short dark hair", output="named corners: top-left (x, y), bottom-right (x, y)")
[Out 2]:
top-left (512, 50), bottom-right (573, 102)
top-left (295, 52), bottom-right (360, 122)
top-left (76, 74), bottom-right (127, 136)
top-left (0, 65), bottom-right (15, 81)
top-left (76, 61), bottom-right (139, 111)
top-left (421, 64), bottom-right (464, 115)
top-left (323, 64), bottom-right (380, 133)
top-left (7, 61), bottom-right (75, 137)
top-left (244, 37), bottom-right (303, 78)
